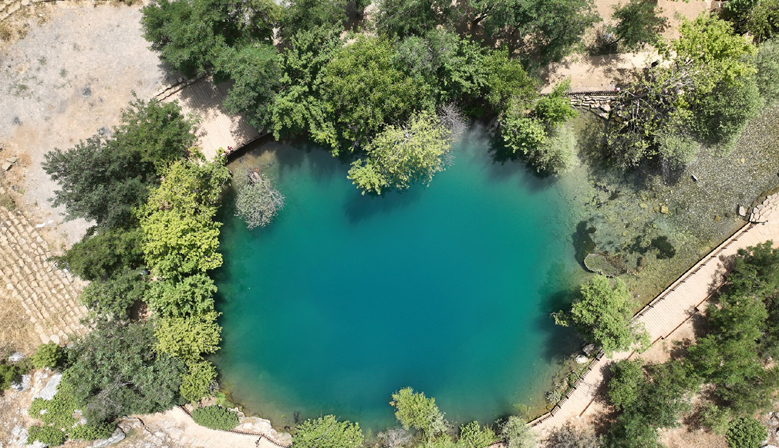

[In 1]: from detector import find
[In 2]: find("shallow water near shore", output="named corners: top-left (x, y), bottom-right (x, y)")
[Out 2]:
top-left (212, 126), bottom-right (583, 430)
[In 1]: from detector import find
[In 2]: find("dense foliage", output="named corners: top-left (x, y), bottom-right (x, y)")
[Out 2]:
top-left (556, 275), bottom-right (649, 355)
top-left (293, 415), bottom-right (365, 448)
top-left (727, 417), bottom-right (767, 448)
top-left (609, 0), bottom-right (668, 51)
top-left (391, 387), bottom-right (447, 438)
top-left (606, 14), bottom-right (761, 169)
top-left (31, 342), bottom-right (64, 370)
top-left (191, 405), bottom-right (240, 430)
top-left (43, 98), bottom-right (195, 229)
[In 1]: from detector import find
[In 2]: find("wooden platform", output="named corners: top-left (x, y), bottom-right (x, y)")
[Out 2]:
top-left (532, 198), bottom-right (779, 436)
top-left (158, 76), bottom-right (261, 161)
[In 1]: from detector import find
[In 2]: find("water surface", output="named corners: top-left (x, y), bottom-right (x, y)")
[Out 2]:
top-left (213, 127), bottom-right (580, 430)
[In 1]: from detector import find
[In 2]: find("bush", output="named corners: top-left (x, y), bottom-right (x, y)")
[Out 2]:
top-left (27, 426), bottom-right (66, 446)
top-left (533, 124), bottom-right (577, 174)
top-left (500, 416), bottom-right (535, 448)
top-left (727, 417), bottom-right (766, 448)
top-left (191, 405), bottom-right (240, 430)
top-left (0, 362), bottom-right (21, 391)
top-left (70, 422), bottom-right (115, 441)
top-left (32, 342), bottom-right (64, 370)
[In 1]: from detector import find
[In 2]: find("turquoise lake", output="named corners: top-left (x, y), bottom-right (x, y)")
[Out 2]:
top-left (213, 127), bottom-right (582, 430)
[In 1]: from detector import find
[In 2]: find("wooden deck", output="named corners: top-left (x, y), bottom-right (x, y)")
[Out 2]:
top-left (532, 195), bottom-right (779, 436)
top-left (157, 76), bottom-right (262, 161)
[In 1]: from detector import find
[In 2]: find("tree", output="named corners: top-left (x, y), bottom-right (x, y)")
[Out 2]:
top-left (394, 30), bottom-right (490, 105)
top-left (727, 417), bottom-right (766, 448)
top-left (234, 168), bottom-right (285, 229)
top-left (43, 98), bottom-right (194, 229)
top-left (607, 359), bottom-right (644, 411)
top-left (458, 421), bottom-right (497, 448)
top-left (500, 416), bottom-right (535, 448)
top-left (52, 227), bottom-right (144, 281)
top-left (390, 387), bottom-right (447, 438)
top-left (61, 321), bottom-right (184, 423)
top-left (144, 273), bottom-right (217, 318)
top-left (755, 39), bottom-right (779, 105)
top-left (180, 360), bottom-right (217, 402)
top-left (216, 44), bottom-right (282, 130)
top-left (467, 0), bottom-right (600, 65)
top-left (544, 423), bottom-right (600, 448)
top-left (375, 0), bottom-right (453, 38)
top-left (139, 158), bottom-right (229, 278)
top-left (610, 0), bottom-right (668, 51)
top-left (154, 312), bottom-right (221, 364)
top-left (142, 0), bottom-right (279, 77)
top-left (534, 80), bottom-right (577, 128)
top-left (559, 275), bottom-right (649, 356)
top-left (689, 72), bottom-right (762, 148)
top-left (483, 48), bottom-right (536, 113)
top-left (293, 415), bottom-right (364, 448)
top-left (606, 14), bottom-right (758, 168)
top-left (32, 342), bottom-right (64, 370)
top-left (747, 0), bottom-right (779, 43)
top-left (279, 0), bottom-right (348, 41)
top-left (79, 269), bottom-right (147, 318)
top-left (320, 36), bottom-right (429, 151)
top-left (348, 111), bottom-right (453, 194)
top-left (269, 25), bottom-right (343, 141)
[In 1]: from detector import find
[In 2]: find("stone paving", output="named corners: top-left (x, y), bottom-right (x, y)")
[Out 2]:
top-left (0, 186), bottom-right (87, 344)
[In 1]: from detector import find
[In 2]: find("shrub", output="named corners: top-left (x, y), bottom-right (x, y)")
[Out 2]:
top-left (191, 405), bottom-right (239, 430)
top-left (32, 342), bottom-right (64, 370)
top-left (0, 362), bottom-right (21, 391)
top-left (727, 417), bottom-right (766, 448)
top-left (27, 426), bottom-right (66, 446)
top-left (293, 415), bottom-right (364, 448)
top-left (533, 124), bottom-right (577, 174)
top-left (70, 423), bottom-right (115, 441)
top-left (500, 416), bottom-right (535, 448)
top-left (699, 403), bottom-right (732, 435)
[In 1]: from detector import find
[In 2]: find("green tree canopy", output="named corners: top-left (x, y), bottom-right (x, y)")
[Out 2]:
top-left (390, 387), bottom-right (447, 437)
top-left (139, 158), bottom-right (229, 278)
top-left (61, 321), bottom-right (184, 424)
top-left (216, 44), bottom-right (281, 130)
top-left (348, 111), bottom-right (453, 195)
top-left (43, 98), bottom-right (194, 229)
top-left (154, 312), bottom-right (221, 364)
top-left (467, 0), bottom-right (600, 65)
top-left (293, 415), bottom-right (364, 448)
top-left (320, 36), bottom-right (429, 151)
top-left (375, 0), bottom-right (453, 38)
top-left (610, 0), bottom-right (668, 51)
top-left (560, 275), bottom-right (649, 356)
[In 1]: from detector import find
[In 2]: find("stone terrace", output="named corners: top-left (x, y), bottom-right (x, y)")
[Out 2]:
top-left (0, 186), bottom-right (87, 344)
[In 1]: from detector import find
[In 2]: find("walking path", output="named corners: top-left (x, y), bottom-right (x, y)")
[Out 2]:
top-left (532, 193), bottom-right (779, 436)
top-left (0, 186), bottom-right (87, 346)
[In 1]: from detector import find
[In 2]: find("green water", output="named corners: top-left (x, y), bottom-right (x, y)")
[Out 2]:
top-left (213, 127), bottom-right (581, 430)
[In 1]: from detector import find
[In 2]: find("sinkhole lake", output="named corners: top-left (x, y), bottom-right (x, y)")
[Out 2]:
top-left (213, 127), bottom-right (582, 430)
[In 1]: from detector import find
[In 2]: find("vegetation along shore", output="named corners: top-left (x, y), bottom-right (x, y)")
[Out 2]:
top-left (2, 0), bottom-right (779, 447)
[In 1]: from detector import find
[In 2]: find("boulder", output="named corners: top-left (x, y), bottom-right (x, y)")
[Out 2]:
top-left (660, 205), bottom-right (669, 214)
top-left (8, 352), bottom-right (24, 362)
top-left (91, 428), bottom-right (125, 448)
top-left (33, 373), bottom-right (62, 401)
top-left (582, 344), bottom-right (596, 356)
top-left (738, 205), bottom-right (747, 217)
top-left (575, 355), bottom-right (588, 364)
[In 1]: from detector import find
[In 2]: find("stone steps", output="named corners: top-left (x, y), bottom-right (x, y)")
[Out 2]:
top-left (0, 187), bottom-right (87, 344)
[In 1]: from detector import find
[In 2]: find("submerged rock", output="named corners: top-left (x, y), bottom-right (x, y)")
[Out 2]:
top-left (584, 253), bottom-right (622, 277)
